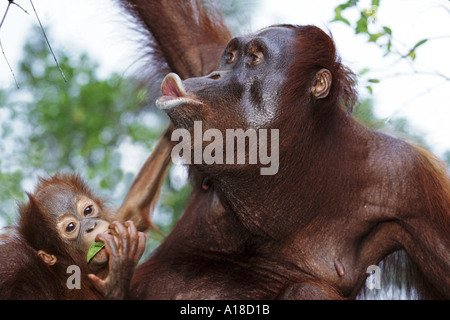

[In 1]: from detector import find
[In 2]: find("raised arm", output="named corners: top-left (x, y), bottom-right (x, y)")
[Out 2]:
top-left (119, 0), bottom-right (232, 79)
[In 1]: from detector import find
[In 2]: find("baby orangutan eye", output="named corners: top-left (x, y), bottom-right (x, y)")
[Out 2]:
top-left (66, 222), bottom-right (76, 233)
top-left (84, 205), bottom-right (93, 216)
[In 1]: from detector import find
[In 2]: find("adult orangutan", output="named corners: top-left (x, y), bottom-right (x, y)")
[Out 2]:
top-left (120, 0), bottom-right (449, 299)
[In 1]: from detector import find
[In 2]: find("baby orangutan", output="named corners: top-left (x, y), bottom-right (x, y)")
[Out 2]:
top-left (16, 173), bottom-right (145, 299)
top-left (0, 129), bottom-right (172, 299)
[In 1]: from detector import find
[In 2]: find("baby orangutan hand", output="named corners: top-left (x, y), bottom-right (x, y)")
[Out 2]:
top-left (88, 221), bottom-right (146, 299)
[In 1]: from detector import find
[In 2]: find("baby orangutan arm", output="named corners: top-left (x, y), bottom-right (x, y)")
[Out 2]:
top-left (88, 221), bottom-right (146, 300)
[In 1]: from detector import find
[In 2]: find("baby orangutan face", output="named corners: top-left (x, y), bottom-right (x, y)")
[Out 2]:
top-left (54, 195), bottom-right (111, 266)
top-left (34, 183), bottom-right (112, 269)
top-left (18, 174), bottom-right (146, 299)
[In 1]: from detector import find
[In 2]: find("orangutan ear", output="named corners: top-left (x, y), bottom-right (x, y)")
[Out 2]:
top-left (311, 68), bottom-right (332, 99)
top-left (37, 250), bottom-right (57, 266)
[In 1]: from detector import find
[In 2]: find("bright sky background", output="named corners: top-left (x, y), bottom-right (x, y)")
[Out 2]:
top-left (0, 0), bottom-right (449, 163)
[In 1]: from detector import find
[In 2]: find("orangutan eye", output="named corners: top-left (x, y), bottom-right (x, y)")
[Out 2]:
top-left (226, 51), bottom-right (236, 64)
top-left (83, 205), bottom-right (93, 216)
top-left (249, 52), bottom-right (263, 65)
top-left (66, 222), bottom-right (76, 233)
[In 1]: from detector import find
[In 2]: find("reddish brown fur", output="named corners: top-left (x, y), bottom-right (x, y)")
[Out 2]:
top-left (0, 230), bottom-right (73, 299)
top-left (119, 0), bottom-right (231, 80)
top-left (121, 1), bottom-right (450, 299)
top-left (281, 25), bottom-right (358, 113)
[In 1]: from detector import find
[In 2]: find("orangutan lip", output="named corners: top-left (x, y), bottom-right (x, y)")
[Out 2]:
top-left (156, 73), bottom-right (202, 110)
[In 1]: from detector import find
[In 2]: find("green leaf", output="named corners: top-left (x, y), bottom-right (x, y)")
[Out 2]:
top-left (406, 39), bottom-right (428, 61)
top-left (355, 15), bottom-right (369, 34)
top-left (331, 6), bottom-right (351, 26)
top-left (359, 68), bottom-right (370, 76)
top-left (87, 241), bottom-right (105, 263)
top-left (368, 78), bottom-right (380, 83)
top-left (368, 32), bottom-right (383, 43)
top-left (411, 39), bottom-right (428, 51)
top-left (386, 39), bottom-right (392, 54)
top-left (383, 26), bottom-right (392, 36)
top-left (407, 50), bottom-right (417, 60)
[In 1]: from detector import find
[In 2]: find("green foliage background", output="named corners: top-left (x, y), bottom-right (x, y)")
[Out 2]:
top-left (0, 27), bottom-right (186, 234)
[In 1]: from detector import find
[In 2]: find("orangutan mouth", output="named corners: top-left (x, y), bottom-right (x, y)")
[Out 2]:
top-left (156, 73), bottom-right (202, 110)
